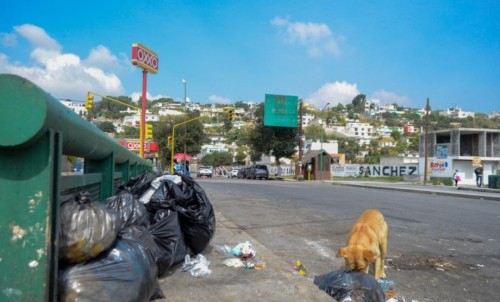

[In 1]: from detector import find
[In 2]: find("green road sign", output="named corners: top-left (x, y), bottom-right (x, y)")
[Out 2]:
top-left (264, 94), bottom-right (299, 127)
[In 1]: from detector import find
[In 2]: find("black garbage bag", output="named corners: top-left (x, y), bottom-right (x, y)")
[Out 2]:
top-left (59, 192), bottom-right (121, 264)
top-left (141, 174), bottom-right (192, 209)
top-left (126, 170), bottom-right (157, 197)
top-left (142, 175), bottom-right (215, 255)
top-left (176, 180), bottom-right (216, 254)
top-left (119, 225), bottom-right (165, 300)
top-left (59, 229), bottom-right (164, 302)
top-left (105, 190), bottom-right (149, 230)
top-left (313, 270), bottom-right (386, 302)
top-left (148, 209), bottom-right (188, 276)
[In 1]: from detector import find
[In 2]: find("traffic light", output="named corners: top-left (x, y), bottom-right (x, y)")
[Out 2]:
top-left (85, 93), bottom-right (94, 109)
top-left (227, 108), bottom-right (234, 121)
top-left (167, 136), bottom-right (173, 146)
top-left (145, 123), bottom-right (153, 140)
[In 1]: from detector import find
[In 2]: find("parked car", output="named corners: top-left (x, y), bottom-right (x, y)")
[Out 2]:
top-left (198, 166), bottom-right (213, 178)
top-left (237, 167), bottom-right (249, 179)
top-left (247, 165), bottom-right (269, 180)
top-left (229, 168), bottom-right (240, 178)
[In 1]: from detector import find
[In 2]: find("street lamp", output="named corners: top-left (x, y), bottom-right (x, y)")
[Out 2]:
top-left (320, 103), bottom-right (330, 181)
top-left (182, 79), bottom-right (187, 175)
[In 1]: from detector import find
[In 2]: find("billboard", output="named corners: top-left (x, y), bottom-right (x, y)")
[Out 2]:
top-left (264, 94), bottom-right (298, 127)
top-left (131, 43), bottom-right (159, 74)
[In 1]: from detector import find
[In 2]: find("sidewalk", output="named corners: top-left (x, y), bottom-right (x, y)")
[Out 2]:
top-left (156, 212), bottom-right (333, 302)
top-left (329, 180), bottom-right (500, 201)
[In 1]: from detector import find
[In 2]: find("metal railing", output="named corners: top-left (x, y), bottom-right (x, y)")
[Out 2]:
top-left (0, 74), bottom-right (151, 301)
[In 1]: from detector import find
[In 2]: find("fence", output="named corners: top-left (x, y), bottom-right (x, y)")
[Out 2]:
top-left (0, 74), bottom-right (151, 301)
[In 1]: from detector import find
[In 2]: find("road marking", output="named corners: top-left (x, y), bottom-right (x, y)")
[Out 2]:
top-left (304, 239), bottom-right (332, 258)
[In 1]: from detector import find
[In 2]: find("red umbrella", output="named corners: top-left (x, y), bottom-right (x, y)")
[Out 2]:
top-left (173, 153), bottom-right (192, 161)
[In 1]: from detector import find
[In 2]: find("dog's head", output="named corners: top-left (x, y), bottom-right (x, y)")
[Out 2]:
top-left (336, 246), bottom-right (375, 272)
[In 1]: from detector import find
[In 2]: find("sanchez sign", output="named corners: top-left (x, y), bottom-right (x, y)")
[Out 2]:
top-left (131, 43), bottom-right (159, 74)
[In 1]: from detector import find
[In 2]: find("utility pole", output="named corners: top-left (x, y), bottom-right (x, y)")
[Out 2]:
top-left (423, 98), bottom-right (431, 185)
top-left (298, 100), bottom-right (303, 179)
top-left (183, 79), bottom-right (187, 175)
top-left (320, 103), bottom-right (330, 181)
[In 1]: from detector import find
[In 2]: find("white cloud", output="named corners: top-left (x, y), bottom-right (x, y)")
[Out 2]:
top-left (208, 95), bottom-right (232, 104)
top-left (271, 16), bottom-right (342, 57)
top-left (84, 45), bottom-right (122, 70)
top-left (130, 92), bottom-right (171, 103)
top-left (0, 24), bottom-right (125, 100)
top-left (371, 90), bottom-right (411, 105)
top-left (306, 81), bottom-right (360, 108)
top-left (0, 32), bottom-right (17, 47)
top-left (15, 24), bottom-right (61, 51)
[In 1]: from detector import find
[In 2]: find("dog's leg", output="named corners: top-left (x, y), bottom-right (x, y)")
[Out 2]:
top-left (378, 234), bottom-right (388, 279)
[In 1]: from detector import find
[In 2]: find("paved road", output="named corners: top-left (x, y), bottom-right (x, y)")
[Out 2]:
top-left (158, 178), bottom-right (500, 302)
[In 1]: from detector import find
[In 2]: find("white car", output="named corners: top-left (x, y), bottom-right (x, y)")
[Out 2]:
top-left (198, 166), bottom-right (213, 178)
top-left (229, 168), bottom-right (240, 178)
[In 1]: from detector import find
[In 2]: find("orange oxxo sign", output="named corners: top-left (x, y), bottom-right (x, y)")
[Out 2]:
top-left (131, 43), bottom-right (159, 74)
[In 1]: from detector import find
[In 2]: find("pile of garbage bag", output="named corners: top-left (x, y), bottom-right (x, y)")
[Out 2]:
top-left (58, 171), bottom-right (216, 301)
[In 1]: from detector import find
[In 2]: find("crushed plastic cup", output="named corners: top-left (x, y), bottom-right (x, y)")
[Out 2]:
top-left (182, 254), bottom-right (212, 277)
top-left (215, 244), bottom-right (233, 256)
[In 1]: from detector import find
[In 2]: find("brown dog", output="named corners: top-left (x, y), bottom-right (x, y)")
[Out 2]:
top-left (336, 209), bottom-right (388, 279)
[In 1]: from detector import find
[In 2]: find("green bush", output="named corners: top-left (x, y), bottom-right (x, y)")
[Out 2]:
top-left (430, 178), bottom-right (453, 186)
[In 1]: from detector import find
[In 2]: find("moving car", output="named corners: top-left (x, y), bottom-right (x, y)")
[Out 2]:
top-left (247, 165), bottom-right (269, 180)
top-left (198, 166), bottom-right (213, 178)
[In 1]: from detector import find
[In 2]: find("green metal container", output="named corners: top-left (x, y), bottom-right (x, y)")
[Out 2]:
top-left (488, 175), bottom-right (500, 189)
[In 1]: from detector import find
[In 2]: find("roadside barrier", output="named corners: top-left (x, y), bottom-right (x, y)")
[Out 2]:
top-left (0, 74), bottom-right (151, 301)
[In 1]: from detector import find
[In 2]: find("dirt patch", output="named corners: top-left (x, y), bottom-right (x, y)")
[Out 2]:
top-left (387, 253), bottom-right (476, 272)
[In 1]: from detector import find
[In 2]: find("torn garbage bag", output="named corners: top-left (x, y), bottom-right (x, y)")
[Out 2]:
top-left (314, 270), bottom-right (386, 302)
top-left (59, 231), bottom-right (164, 302)
top-left (59, 192), bottom-right (121, 264)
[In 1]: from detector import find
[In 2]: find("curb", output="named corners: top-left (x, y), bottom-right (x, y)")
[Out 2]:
top-left (331, 182), bottom-right (500, 202)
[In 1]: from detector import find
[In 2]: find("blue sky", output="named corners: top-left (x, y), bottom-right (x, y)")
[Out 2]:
top-left (1, 0), bottom-right (499, 114)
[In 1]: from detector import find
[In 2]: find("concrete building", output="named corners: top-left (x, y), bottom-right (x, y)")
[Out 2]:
top-left (59, 99), bottom-right (88, 117)
top-left (419, 128), bottom-right (500, 185)
top-left (345, 122), bottom-right (373, 145)
top-left (304, 139), bottom-right (339, 154)
top-left (438, 106), bottom-right (475, 119)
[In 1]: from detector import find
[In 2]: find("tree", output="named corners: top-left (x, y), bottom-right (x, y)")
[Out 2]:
top-left (247, 104), bottom-right (298, 165)
top-left (304, 124), bottom-right (326, 141)
top-left (97, 121), bottom-right (116, 133)
top-left (115, 126), bottom-right (139, 138)
top-left (200, 151), bottom-right (232, 166)
top-left (390, 129), bottom-right (402, 141)
top-left (156, 113), bottom-right (209, 169)
top-left (351, 94), bottom-right (366, 113)
top-left (364, 137), bottom-right (381, 164)
top-left (407, 134), bottom-right (420, 152)
top-left (234, 101), bottom-right (250, 111)
top-left (338, 137), bottom-right (361, 163)
top-left (234, 150), bottom-right (247, 164)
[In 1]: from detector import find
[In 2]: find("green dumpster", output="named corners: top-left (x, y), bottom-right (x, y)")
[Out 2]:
top-left (488, 175), bottom-right (500, 189)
